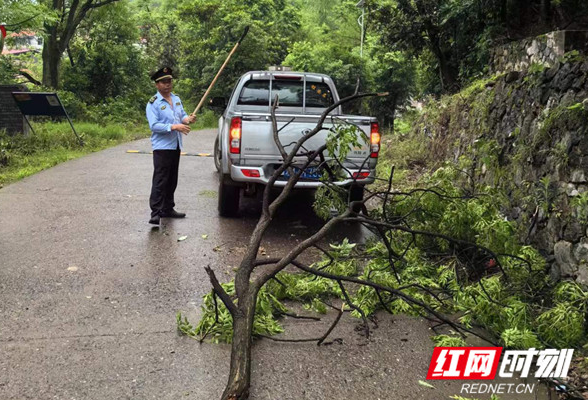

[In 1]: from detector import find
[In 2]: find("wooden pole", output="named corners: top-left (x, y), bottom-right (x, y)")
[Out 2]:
top-left (191, 26), bottom-right (249, 116)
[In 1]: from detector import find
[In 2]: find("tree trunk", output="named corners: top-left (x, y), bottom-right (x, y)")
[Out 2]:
top-left (42, 31), bottom-right (62, 88)
top-left (221, 290), bottom-right (258, 400)
top-left (427, 40), bottom-right (457, 92)
top-left (540, 0), bottom-right (551, 25)
top-left (415, 3), bottom-right (458, 93)
top-left (499, 0), bottom-right (507, 25)
top-left (389, 95), bottom-right (397, 133)
top-left (438, 54), bottom-right (457, 92)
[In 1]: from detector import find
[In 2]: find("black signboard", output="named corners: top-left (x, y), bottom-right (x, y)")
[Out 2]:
top-left (11, 92), bottom-right (83, 145)
top-left (12, 92), bottom-right (67, 116)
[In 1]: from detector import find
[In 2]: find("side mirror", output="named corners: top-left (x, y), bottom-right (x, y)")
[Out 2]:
top-left (208, 97), bottom-right (227, 110)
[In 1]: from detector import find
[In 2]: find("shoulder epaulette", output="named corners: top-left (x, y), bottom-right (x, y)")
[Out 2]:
top-left (149, 95), bottom-right (157, 104)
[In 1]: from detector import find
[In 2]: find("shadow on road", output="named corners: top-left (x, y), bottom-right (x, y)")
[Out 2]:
top-left (213, 188), bottom-right (371, 265)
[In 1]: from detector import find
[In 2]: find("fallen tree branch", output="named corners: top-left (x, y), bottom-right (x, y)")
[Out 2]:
top-left (198, 291), bottom-right (221, 343)
top-left (277, 311), bottom-right (321, 321)
top-left (255, 334), bottom-right (324, 343)
top-left (341, 216), bottom-right (510, 282)
top-left (255, 302), bottom-right (344, 346)
top-left (204, 265), bottom-right (240, 317)
top-left (317, 304), bottom-right (345, 345)
top-left (288, 259), bottom-right (499, 346)
top-left (338, 280), bottom-right (370, 338)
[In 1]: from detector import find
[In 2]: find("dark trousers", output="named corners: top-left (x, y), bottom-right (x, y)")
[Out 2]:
top-left (150, 148), bottom-right (181, 217)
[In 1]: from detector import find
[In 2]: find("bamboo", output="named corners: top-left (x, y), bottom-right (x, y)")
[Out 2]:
top-left (191, 26), bottom-right (249, 116)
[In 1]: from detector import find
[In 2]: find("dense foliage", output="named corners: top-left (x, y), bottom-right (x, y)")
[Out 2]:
top-left (0, 121), bottom-right (149, 186)
top-left (3, 0), bottom-right (588, 122)
top-left (372, 0), bottom-right (588, 94)
top-left (180, 161), bottom-right (588, 349)
top-left (62, 2), bottom-right (150, 105)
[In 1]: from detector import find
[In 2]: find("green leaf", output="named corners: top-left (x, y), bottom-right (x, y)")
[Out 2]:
top-left (418, 380), bottom-right (435, 389)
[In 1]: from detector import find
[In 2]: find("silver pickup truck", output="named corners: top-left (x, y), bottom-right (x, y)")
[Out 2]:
top-left (211, 70), bottom-right (381, 216)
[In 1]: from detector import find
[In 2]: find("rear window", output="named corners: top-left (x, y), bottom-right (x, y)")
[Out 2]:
top-left (237, 79), bottom-right (333, 108)
top-left (304, 82), bottom-right (333, 108)
top-left (237, 80), bottom-right (269, 105)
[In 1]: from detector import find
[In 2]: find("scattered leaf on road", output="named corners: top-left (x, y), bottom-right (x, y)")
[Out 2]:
top-left (67, 266), bottom-right (78, 272)
top-left (418, 380), bottom-right (435, 389)
top-left (198, 190), bottom-right (217, 198)
top-left (177, 236), bottom-right (188, 242)
top-left (201, 234), bottom-right (208, 239)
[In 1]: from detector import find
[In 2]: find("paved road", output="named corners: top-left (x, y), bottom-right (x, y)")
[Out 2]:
top-left (0, 129), bottom-right (545, 399)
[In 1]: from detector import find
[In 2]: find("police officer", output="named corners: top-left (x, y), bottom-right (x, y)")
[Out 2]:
top-left (146, 67), bottom-right (196, 225)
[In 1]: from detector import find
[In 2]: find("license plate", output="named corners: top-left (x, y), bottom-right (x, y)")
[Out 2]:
top-left (282, 166), bottom-right (321, 180)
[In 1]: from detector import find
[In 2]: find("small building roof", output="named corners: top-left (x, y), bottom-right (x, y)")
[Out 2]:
top-left (1, 48), bottom-right (33, 55)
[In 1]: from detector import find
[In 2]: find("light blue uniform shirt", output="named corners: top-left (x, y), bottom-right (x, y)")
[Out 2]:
top-left (146, 92), bottom-right (188, 150)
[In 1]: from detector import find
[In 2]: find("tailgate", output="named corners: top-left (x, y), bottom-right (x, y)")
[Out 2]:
top-left (240, 114), bottom-right (371, 162)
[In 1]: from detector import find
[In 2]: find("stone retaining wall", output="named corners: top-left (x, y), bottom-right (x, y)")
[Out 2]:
top-left (491, 30), bottom-right (588, 74)
top-left (416, 54), bottom-right (588, 287)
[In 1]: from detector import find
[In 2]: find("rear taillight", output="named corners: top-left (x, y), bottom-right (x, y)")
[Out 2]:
top-left (370, 122), bottom-right (380, 158)
top-left (353, 171), bottom-right (370, 180)
top-left (241, 169), bottom-right (260, 178)
top-left (229, 117), bottom-right (242, 154)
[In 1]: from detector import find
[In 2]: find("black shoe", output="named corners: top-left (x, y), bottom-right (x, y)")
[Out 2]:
top-left (149, 215), bottom-right (161, 225)
top-left (161, 209), bottom-right (186, 218)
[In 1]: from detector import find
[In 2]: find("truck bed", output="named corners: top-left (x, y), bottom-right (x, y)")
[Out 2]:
top-left (238, 112), bottom-right (374, 163)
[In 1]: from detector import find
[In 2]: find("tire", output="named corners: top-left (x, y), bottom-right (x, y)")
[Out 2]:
top-left (213, 136), bottom-right (221, 172)
top-left (349, 185), bottom-right (364, 213)
top-left (218, 175), bottom-right (240, 217)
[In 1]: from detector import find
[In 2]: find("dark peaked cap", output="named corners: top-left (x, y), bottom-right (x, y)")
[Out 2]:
top-left (151, 67), bottom-right (173, 82)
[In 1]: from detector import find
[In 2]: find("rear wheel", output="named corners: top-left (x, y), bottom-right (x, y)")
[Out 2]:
top-left (348, 185), bottom-right (364, 213)
top-left (213, 136), bottom-right (221, 172)
top-left (218, 175), bottom-right (240, 217)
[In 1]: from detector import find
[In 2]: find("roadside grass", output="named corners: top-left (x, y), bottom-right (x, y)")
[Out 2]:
top-left (192, 109), bottom-right (219, 130)
top-left (0, 147), bottom-right (88, 184)
top-left (375, 130), bottom-right (429, 186)
top-left (0, 121), bottom-right (149, 187)
top-left (0, 110), bottom-right (219, 188)
top-left (373, 111), bottom-right (430, 190)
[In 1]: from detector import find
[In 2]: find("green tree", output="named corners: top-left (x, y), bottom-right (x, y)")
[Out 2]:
top-left (135, 0), bottom-right (182, 73)
top-left (365, 45), bottom-right (415, 129)
top-left (171, 0), bottom-right (301, 102)
top-left (372, 0), bottom-right (462, 93)
top-left (39, 0), bottom-right (122, 88)
top-left (62, 1), bottom-right (149, 105)
top-left (0, 0), bottom-right (45, 54)
top-left (0, 0), bottom-right (50, 84)
top-left (372, 0), bottom-right (588, 95)
top-left (284, 40), bottom-right (364, 100)
top-left (284, 0), bottom-right (368, 113)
